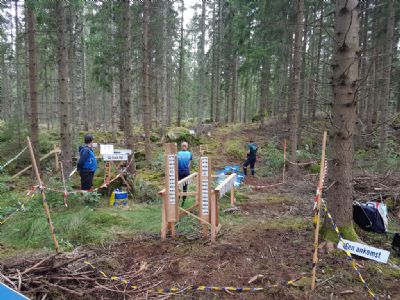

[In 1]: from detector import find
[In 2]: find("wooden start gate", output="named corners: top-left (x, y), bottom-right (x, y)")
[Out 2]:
top-left (159, 143), bottom-right (236, 242)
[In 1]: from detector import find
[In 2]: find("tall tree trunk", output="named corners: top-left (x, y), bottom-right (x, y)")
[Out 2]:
top-left (120, 0), bottom-right (135, 173)
top-left (74, 4), bottom-right (84, 130)
top-left (215, 0), bottom-right (222, 123)
top-left (56, 1), bottom-right (73, 175)
top-left (359, 0), bottom-right (370, 121)
top-left (230, 55), bottom-right (238, 123)
top-left (177, 0), bottom-right (184, 126)
top-left (196, 0), bottom-right (206, 123)
top-left (27, 5), bottom-right (40, 173)
top-left (378, 0), bottom-right (395, 166)
top-left (15, 0), bottom-right (23, 122)
top-left (328, 0), bottom-right (360, 230)
top-left (310, 2), bottom-right (323, 119)
top-left (288, 0), bottom-right (305, 175)
top-left (161, 1), bottom-right (168, 137)
top-left (142, 0), bottom-right (151, 163)
top-left (259, 61), bottom-right (270, 127)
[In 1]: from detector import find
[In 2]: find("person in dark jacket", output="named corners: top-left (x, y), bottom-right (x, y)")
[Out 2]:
top-left (77, 134), bottom-right (97, 191)
top-left (243, 140), bottom-right (258, 176)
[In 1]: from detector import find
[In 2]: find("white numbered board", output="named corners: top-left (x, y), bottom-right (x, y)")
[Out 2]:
top-left (167, 154), bottom-right (176, 205)
top-left (100, 144), bottom-right (114, 155)
top-left (200, 157), bottom-right (209, 215)
top-left (103, 154), bottom-right (128, 161)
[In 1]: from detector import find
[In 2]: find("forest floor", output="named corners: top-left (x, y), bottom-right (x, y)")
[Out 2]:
top-left (0, 119), bottom-right (400, 299)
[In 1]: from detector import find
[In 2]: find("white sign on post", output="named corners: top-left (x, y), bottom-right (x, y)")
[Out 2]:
top-left (103, 154), bottom-right (128, 161)
top-left (337, 239), bottom-right (390, 263)
top-left (100, 144), bottom-right (114, 155)
top-left (201, 157), bottom-right (209, 215)
top-left (168, 155), bottom-right (176, 205)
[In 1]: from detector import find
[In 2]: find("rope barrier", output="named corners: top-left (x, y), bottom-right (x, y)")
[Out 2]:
top-left (0, 146), bottom-right (28, 171)
top-left (321, 202), bottom-right (377, 300)
top-left (83, 260), bottom-right (273, 294)
top-left (0, 186), bottom-right (37, 225)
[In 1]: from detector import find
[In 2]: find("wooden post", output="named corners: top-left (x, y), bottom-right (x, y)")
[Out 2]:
top-left (54, 144), bottom-right (59, 171)
top-left (311, 131), bottom-right (328, 290)
top-left (60, 162), bottom-right (68, 208)
top-left (198, 157), bottom-right (211, 239)
top-left (165, 143), bottom-right (178, 238)
top-left (282, 139), bottom-right (287, 183)
top-left (211, 191), bottom-right (218, 242)
top-left (161, 192), bottom-right (167, 240)
top-left (27, 136), bottom-right (59, 252)
top-left (104, 162), bottom-right (111, 185)
top-left (230, 186), bottom-right (235, 207)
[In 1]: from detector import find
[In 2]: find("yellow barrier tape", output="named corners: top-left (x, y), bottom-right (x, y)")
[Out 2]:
top-left (322, 203), bottom-right (377, 300)
top-left (83, 260), bottom-right (268, 293)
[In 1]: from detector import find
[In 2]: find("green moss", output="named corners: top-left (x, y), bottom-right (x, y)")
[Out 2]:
top-left (322, 222), bottom-right (358, 242)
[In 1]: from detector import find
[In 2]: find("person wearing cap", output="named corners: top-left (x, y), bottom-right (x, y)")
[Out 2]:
top-left (177, 141), bottom-right (192, 206)
top-left (77, 134), bottom-right (97, 191)
top-left (243, 140), bottom-right (258, 176)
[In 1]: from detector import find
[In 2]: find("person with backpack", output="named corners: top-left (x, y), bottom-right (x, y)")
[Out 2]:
top-left (177, 141), bottom-right (192, 206)
top-left (77, 134), bottom-right (97, 191)
top-left (243, 140), bottom-right (258, 176)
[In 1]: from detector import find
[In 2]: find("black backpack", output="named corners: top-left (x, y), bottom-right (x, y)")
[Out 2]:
top-left (353, 203), bottom-right (386, 233)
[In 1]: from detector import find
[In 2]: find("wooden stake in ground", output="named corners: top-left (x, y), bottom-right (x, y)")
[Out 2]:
top-left (27, 136), bottom-right (59, 252)
top-left (311, 130), bottom-right (328, 290)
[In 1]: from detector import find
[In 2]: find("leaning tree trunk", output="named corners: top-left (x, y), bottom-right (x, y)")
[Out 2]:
top-left (56, 1), bottom-right (73, 175)
top-left (327, 0), bottom-right (360, 233)
top-left (27, 5), bottom-right (40, 173)
top-left (142, 0), bottom-right (152, 164)
top-left (120, 0), bottom-right (135, 173)
top-left (378, 0), bottom-right (395, 167)
top-left (288, 0), bottom-right (305, 175)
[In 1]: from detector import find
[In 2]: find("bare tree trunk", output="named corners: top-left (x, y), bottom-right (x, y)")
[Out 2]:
top-left (111, 80), bottom-right (117, 141)
top-left (231, 55), bottom-right (238, 123)
top-left (311, 3), bottom-right (323, 119)
top-left (142, 0), bottom-right (151, 163)
top-left (177, 0), bottom-right (184, 126)
top-left (27, 5), bottom-right (40, 173)
top-left (359, 0), bottom-right (370, 121)
top-left (56, 1), bottom-right (73, 175)
top-left (288, 0), bottom-right (305, 175)
top-left (161, 1), bottom-right (168, 137)
top-left (196, 0), bottom-right (206, 123)
top-left (15, 1), bottom-right (23, 122)
top-left (120, 0), bottom-right (135, 173)
top-left (259, 61), bottom-right (270, 127)
top-left (379, 0), bottom-right (395, 166)
top-left (328, 0), bottom-right (360, 230)
top-left (215, 0), bottom-right (222, 123)
top-left (74, 4), bottom-right (84, 130)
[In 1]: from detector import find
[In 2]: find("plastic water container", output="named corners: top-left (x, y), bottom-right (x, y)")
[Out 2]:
top-left (109, 189), bottom-right (128, 207)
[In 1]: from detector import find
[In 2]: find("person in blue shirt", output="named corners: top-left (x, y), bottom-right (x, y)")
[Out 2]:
top-left (243, 140), bottom-right (258, 176)
top-left (77, 134), bottom-right (97, 191)
top-left (177, 141), bottom-right (192, 206)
